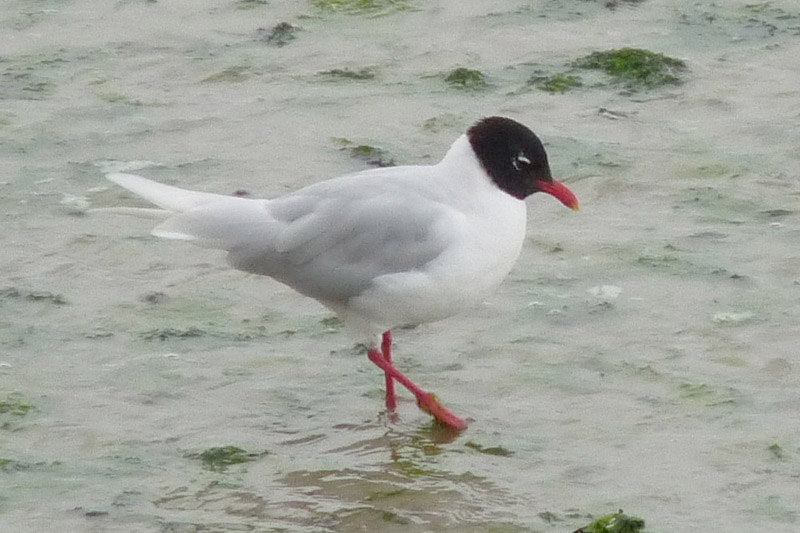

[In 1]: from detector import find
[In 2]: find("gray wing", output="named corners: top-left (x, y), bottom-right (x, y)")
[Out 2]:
top-left (228, 182), bottom-right (454, 304)
top-left (151, 170), bottom-right (456, 305)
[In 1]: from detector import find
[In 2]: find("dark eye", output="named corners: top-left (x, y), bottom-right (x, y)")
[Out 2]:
top-left (511, 152), bottom-right (531, 171)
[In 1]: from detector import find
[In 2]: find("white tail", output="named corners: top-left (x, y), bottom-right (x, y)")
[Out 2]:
top-left (105, 172), bottom-right (270, 249)
top-left (106, 173), bottom-right (231, 213)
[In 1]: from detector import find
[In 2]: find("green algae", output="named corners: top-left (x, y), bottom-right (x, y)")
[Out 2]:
top-left (391, 457), bottom-right (436, 478)
top-left (575, 510), bottom-right (646, 533)
top-left (92, 84), bottom-right (167, 107)
top-left (140, 291), bottom-right (169, 305)
top-left (313, 0), bottom-right (415, 16)
top-left (632, 245), bottom-right (698, 275)
top-left (744, 2), bottom-right (772, 13)
top-left (141, 327), bottom-right (206, 341)
top-left (636, 253), bottom-right (682, 269)
top-left (380, 510), bottom-right (410, 524)
top-left (26, 291), bottom-right (67, 305)
top-left (1, 287), bottom-right (67, 305)
top-left (319, 67), bottom-right (377, 80)
top-left (319, 316), bottom-right (344, 330)
top-left (573, 48), bottom-right (686, 88)
top-left (529, 72), bottom-right (583, 93)
top-left (386, 434), bottom-right (447, 479)
top-left (464, 441), bottom-right (514, 457)
top-left (260, 22), bottom-right (298, 46)
top-left (187, 446), bottom-right (266, 472)
top-left (202, 66), bottom-right (251, 83)
top-left (237, 0), bottom-right (268, 8)
top-left (333, 138), bottom-right (395, 167)
top-left (767, 443), bottom-right (786, 459)
top-left (0, 395), bottom-right (34, 417)
top-left (444, 67), bottom-right (487, 90)
top-left (604, 0), bottom-right (645, 9)
top-left (678, 382), bottom-right (738, 407)
top-left (422, 113), bottom-right (462, 132)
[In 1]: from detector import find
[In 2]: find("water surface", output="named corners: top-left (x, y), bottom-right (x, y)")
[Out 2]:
top-left (2, 1), bottom-right (799, 531)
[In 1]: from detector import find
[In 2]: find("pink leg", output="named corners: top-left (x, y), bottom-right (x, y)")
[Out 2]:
top-left (367, 344), bottom-right (468, 431)
top-left (382, 331), bottom-right (397, 411)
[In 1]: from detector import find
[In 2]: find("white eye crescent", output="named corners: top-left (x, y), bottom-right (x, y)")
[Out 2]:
top-left (512, 153), bottom-right (531, 171)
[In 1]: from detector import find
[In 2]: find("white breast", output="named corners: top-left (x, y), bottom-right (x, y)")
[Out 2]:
top-left (343, 137), bottom-right (528, 337)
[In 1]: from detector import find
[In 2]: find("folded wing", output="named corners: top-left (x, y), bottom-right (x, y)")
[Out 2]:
top-left (107, 171), bottom-right (454, 305)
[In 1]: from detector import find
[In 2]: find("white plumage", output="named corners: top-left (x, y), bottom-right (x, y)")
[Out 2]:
top-left (104, 117), bottom-right (578, 429)
top-left (107, 135), bottom-right (526, 343)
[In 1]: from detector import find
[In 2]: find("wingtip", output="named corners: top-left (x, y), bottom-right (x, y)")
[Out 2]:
top-left (105, 172), bottom-right (144, 188)
top-left (105, 171), bottom-right (131, 182)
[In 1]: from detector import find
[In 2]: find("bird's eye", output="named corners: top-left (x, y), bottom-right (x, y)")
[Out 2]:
top-left (512, 152), bottom-right (531, 171)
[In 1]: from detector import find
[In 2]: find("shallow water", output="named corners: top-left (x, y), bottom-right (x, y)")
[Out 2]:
top-left (2, 1), bottom-right (799, 531)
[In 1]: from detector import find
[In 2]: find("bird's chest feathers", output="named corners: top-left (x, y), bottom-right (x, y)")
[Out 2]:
top-left (444, 194), bottom-right (527, 290)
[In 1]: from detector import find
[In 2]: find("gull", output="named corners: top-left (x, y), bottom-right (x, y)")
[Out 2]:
top-left (104, 116), bottom-right (579, 430)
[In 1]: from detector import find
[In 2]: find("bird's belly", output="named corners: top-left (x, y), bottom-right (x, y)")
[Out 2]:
top-left (348, 202), bottom-right (526, 331)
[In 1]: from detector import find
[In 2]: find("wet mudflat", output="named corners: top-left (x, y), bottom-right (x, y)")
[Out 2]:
top-left (1, 1), bottom-right (799, 531)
